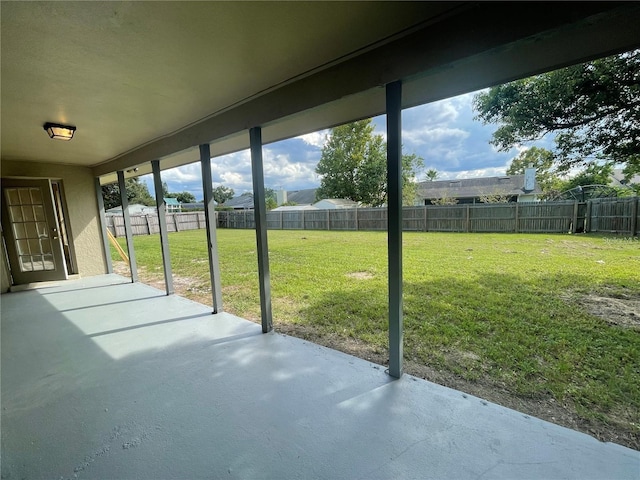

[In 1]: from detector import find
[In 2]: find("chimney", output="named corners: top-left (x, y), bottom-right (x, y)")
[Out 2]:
top-left (524, 164), bottom-right (536, 192)
top-left (276, 189), bottom-right (287, 205)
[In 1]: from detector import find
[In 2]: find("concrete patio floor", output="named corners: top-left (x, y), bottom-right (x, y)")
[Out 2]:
top-left (1, 274), bottom-right (638, 479)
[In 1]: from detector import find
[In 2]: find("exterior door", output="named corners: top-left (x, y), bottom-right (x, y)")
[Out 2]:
top-left (1, 178), bottom-right (68, 284)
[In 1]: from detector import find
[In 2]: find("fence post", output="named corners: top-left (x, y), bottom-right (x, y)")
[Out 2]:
top-left (585, 200), bottom-right (592, 232)
top-left (424, 206), bottom-right (428, 232)
top-left (630, 197), bottom-right (638, 236)
top-left (465, 205), bottom-right (470, 233)
top-left (571, 201), bottom-right (579, 234)
top-left (145, 215), bottom-right (151, 235)
top-left (514, 203), bottom-right (519, 233)
top-left (174, 214), bottom-right (179, 232)
top-left (244, 210), bottom-right (247, 229)
top-left (354, 208), bottom-right (358, 231)
top-left (280, 211), bottom-right (283, 230)
top-left (327, 210), bottom-right (330, 230)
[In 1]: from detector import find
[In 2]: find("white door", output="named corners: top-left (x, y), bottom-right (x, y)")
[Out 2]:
top-left (1, 178), bottom-right (68, 284)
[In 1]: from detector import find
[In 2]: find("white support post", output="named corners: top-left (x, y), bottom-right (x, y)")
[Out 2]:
top-left (117, 171), bottom-right (138, 282)
top-left (387, 81), bottom-right (403, 379)
top-left (250, 127), bottom-right (273, 333)
top-left (200, 144), bottom-right (223, 313)
top-left (152, 160), bottom-right (174, 295)
top-left (95, 177), bottom-right (113, 274)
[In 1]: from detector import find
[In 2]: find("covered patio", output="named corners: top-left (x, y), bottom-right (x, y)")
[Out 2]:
top-left (3, 2), bottom-right (640, 477)
top-left (2, 275), bottom-right (638, 479)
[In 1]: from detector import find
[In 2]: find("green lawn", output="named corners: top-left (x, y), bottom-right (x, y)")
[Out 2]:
top-left (113, 230), bottom-right (640, 443)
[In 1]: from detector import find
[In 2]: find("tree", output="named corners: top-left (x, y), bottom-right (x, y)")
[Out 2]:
top-left (315, 119), bottom-right (423, 207)
top-left (473, 50), bottom-right (640, 177)
top-left (561, 162), bottom-right (614, 191)
top-left (212, 185), bottom-right (235, 205)
top-left (425, 169), bottom-right (439, 182)
top-left (172, 191), bottom-right (196, 203)
top-left (264, 188), bottom-right (277, 210)
top-left (506, 147), bottom-right (557, 192)
top-left (101, 177), bottom-right (155, 210)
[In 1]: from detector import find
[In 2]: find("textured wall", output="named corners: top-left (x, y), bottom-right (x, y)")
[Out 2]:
top-left (1, 160), bottom-right (107, 289)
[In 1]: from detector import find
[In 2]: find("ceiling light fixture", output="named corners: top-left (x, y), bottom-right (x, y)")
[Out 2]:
top-left (43, 122), bottom-right (76, 141)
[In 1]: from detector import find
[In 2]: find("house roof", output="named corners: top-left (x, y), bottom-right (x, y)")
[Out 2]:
top-left (314, 198), bottom-right (359, 208)
top-left (105, 204), bottom-right (156, 216)
top-left (225, 195), bottom-right (255, 209)
top-left (271, 205), bottom-right (318, 212)
top-left (164, 197), bottom-right (181, 206)
top-left (612, 169), bottom-right (640, 186)
top-left (418, 175), bottom-right (542, 199)
top-left (2, 2), bottom-right (638, 185)
top-left (286, 188), bottom-right (318, 205)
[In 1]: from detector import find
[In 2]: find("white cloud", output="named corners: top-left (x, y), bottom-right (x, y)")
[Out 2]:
top-left (403, 127), bottom-right (469, 146)
top-left (298, 130), bottom-right (328, 149)
top-left (450, 167), bottom-right (510, 179)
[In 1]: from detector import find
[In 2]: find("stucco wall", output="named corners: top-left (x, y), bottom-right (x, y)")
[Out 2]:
top-left (1, 160), bottom-right (107, 289)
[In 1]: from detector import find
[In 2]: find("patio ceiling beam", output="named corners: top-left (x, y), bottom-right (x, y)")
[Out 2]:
top-left (94, 177), bottom-right (113, 274)
top-left (200, 144), bottom-right (223, 313)
top-left (92, 3), bottom-right (639, 178)
top-left (151, 160), bottom-right (174, 295)
top-left (386, 81), bottom-right (403, 379)
top-left (249, 127), bottom-right (273, 333)
top-left (117, 170), bottom-right (138, 283)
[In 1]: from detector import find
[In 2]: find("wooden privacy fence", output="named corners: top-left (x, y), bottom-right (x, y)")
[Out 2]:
top-left (218, 197), bottom-right (640, 235)
top-left (106, 211), bottom-right (207, 237)
top-left (105, 198), bottom-right (639, 237)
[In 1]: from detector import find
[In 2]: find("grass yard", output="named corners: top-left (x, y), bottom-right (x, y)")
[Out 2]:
top-left (112, 230), bottom-right (640, 449)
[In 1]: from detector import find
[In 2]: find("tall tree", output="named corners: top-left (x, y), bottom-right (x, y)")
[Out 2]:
top-left (172, 191), bottom-right (196, 203)
top-left (101, 177), bottom-right (155, 210)
top-left (315, 119), bottom-right (423, 207)
top-left (212, 185), bottom-right (235, 205)
top-left (473, 50), bottom-right (640, 177)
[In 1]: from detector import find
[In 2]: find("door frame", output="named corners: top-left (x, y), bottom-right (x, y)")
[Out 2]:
top-left (1, 178), bottom-right (69, 285)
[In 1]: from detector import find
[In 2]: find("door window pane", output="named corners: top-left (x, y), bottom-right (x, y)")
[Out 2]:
top-left (28, 239), bottom-right (41, 255)
top-left (23, 206), bottom-right (35, 222)
top-left (19, 189), bottom-right (31, 205)
top-left (36, 222), bottom-right (48, 237)
top-left (40, 239), bottom-right (52, 254)
top-left (13, 223), bottom-right (27, 239)
top-left (19, 256), bottom-right (33, 272)
top-left (30, 188), bottom-right (42, 204)
top-left (33, 205), bottom-right (45, 221)
top-left (9, 206), bottom-right (23, 222)
top-left (16, 240), bottom-right (29, 255)
top-left (31, 256), bottom-right (44, 271)
top-left (43, 255), bottom-right (55, 271)
top-left (25, 223), bottom-right (38, 238)
top-left (5, 189), bottom-right (20, 206)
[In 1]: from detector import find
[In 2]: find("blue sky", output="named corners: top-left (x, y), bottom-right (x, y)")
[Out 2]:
top-left (143, 89), bottom-right (549, 201)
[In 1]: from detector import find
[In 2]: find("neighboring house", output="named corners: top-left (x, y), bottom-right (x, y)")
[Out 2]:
top-left (282, 188), bottom-right (318, 206)
top-left (271, 205), bottom-right (318, 212)
top-left (105, 204), bottom-right (157, 216)
top-left (418, 173), bottom-right (541, 205)
top-left (611, 169), bottom-right (640, 188)
top-left (313, 198), bottom-right (359, 209)
top-left (224, 194), bottom-right (255, 210)
top-left (163, 197), bottom-right (182, 213)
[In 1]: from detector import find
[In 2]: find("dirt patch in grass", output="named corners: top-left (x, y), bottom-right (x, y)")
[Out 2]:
top-left (581, 293), bottom-right (640, 331)
top-left (346, 271), bottom-right (374, 280)
top-left (116, 261), bottom-right (639, 450)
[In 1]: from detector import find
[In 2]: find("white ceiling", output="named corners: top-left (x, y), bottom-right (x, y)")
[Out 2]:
top-left (1, 1), bottom-right (451, 167)
top-left (2, 2), bottom-right (640, 183)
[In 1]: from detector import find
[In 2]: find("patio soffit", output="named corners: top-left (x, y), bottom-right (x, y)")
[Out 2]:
top-left (1, 2), bottom-right (639, 183)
